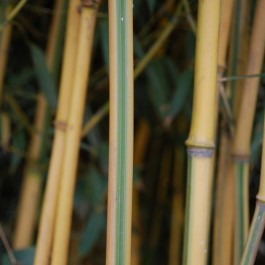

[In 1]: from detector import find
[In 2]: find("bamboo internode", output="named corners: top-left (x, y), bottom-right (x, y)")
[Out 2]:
top-left (183, 0), bottom-right (221, 264)
top-left (233, 0), bottom-right (265, 158)
top-left (51, 3), bottom-right (99, 265)
top-left (106, 0), bottom-right (134, 264)
top-left (34, 0), bottom-right (80, 264)
top-left (13, 0), bottom-right (64, 250)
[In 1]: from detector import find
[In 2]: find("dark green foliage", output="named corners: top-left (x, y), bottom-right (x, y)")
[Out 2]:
top-left (30, 44), bottom-right (57, 109)
top-left (2, 247), bottom-right (35, 265)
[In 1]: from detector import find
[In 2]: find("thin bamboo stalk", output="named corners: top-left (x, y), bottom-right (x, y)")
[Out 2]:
top-left (232, 0), bottom-right (250, 120)
top-left (0, 112), bottom-right (11, 149)
top-left (13, 94), bottom-right (47, 249)
top-left (2, 0), bottom-right (28, 26)
top-left (132, 120), bottom-right (150, 265)
top-left (232, 1), bottom-right (265, 263)
top-left (105, 0), bottom-right (134, 264)
top-left (33, 0), bottom-right (80, 264)
top-left (183, 0), bottom-right (221, 264)
top-left (231, 5), bottom-right (250, 258)
top-left (217, 0), bottom-right (234, 74)
top-left (51, 3), bottom-right (99, 265)
top-left (240, 115), bottom-right (265, 265)
top-left (212, 0), bottom-right (234, 263)
top-left (213, 130), bottom-right (235, 265)
top-left (233, 0), bottom-right (264, 157)
top-left (0, 5), bottom-right (12, 103)
top-left (13, 0), bottom-right (65, 250)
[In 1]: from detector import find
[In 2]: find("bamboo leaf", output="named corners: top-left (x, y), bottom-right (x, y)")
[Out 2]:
top-left (9, 130), bottom-right (26, 174)
top-left (147, 59), bottom-right (168, 114)
top-left (76, 167), bottom-right (106, 208)
top-left (146, 0), bottom-right (156, 13)
top-left (30, 44), bottom-right (57, 109)
top-left (7, 68), bottom-right (35, 87)
top-left (2, 247), bottom-right (35, 265)
top-left (79, 211), bottom-right (106, 256)
top-left (166, 70), bottom-right (193, 118)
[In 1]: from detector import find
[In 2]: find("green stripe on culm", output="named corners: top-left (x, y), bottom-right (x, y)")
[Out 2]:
top-left (183, 154), bottom-right (192, 265)
top-left (241, 203), bottom-right (265, 265)
top-left (114, 1), bottom-right (131, 264)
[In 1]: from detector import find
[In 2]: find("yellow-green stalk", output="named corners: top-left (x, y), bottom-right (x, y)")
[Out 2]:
top-left (0, 5), bottom-right (12, 152)
top-left (51, 2), bottom-right (99, 265)
top-left (34, 0), bottom-right (80, 264)
top-left (212, 0), bottom-right (234, 263)
top-left (231, 3), bottom-right (250, 259)
top-left (0, 112), bottom-right (10, 149)
top-left (0, 5), bottom-right (12, 103)
top-left (213, 130), bottom-right (235, 265)
top-left (183, 0), bottom-right (221, 264)
top-left (232, 0), bottom-right (250, 120)
top-left (13, 0), bottom-right (64, 249)
top-left (241, 112), bottom-right (265, 265)
top-left (232, 0), bottom-right (265, 263)
top-left (132, 120), bottom-right (150, 265)
top-left (105, 0), bottom-right (134, 264)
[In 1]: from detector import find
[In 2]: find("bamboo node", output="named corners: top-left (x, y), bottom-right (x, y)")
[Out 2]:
top-left (26, 161), bottom-right (42, 175)
top-left (256, 200), bottom-right (265, 209)
top-left (217, 65), bottom-right (225, 76)
top-left (81, 0), bottom-right (100, 8)
top-left (232, 154), bottom-right (249, 162)
top-left (54, 120), bottom-right (68, 131)
top-left (187, 147), bottom-right (214, 158)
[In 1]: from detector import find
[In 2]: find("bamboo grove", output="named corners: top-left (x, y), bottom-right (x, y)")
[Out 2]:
top-left (0, 0), bottom-right (265, 265)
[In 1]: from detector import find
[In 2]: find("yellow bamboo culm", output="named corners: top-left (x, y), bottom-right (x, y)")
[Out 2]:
top-left (132, 120), bottom-right (150, 265)
top-left (213, 130), bottom-right (235, 265)
top-left (232, 1), bottom-right (265, 261)
top-left (51, 3), bottom-right (99, 265)
top-left (13, 0), bottom-right (64, 250)
top-left (233, 0), bottom-right (250, 119)
top-left (213, 0), bottom-right (234, 263)
top-left (13, 94), bottom-right (47, 249)
top-left (183, 0), bottom-right (221, 264)
top-left (217, 0), bottom-right (234, 74)
top-left (33, 0), bottom-right (80, 264)
top-left (0, 6), bottom-right (12, 102)
top-left (233, 0), bottom-right (265, 158)
top-left (0, 112), bottom-right (11, 149)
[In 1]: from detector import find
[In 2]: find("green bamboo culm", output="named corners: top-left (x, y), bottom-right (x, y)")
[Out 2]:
top-left (183, 0), bottom-right (221, 264)
top-left (105, 0), bottom-right (134, 264)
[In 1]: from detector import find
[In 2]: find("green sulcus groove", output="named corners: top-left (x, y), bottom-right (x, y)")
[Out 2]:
top-left (114, 0), bottom-right (132, 264)
top-left (183, 154), bottom-right (192, 265)
top-left (241, 203), bottom-right (265, 265)
top-left (235, 161), bottom-right (249, 264)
